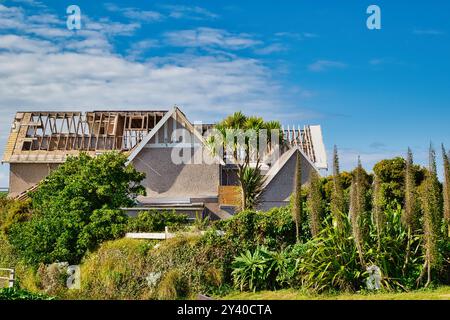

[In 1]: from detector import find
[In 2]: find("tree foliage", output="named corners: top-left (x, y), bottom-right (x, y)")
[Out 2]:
top-left (8, 152), bottom-right (145, 265)
top-left (206, 111), bottom-right (282, 210)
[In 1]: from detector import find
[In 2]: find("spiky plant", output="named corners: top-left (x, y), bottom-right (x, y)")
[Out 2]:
top-left (402, 148), bottom-right (418, 273)
top-left (417, 144), bottom-right (443, 287)
top-left (330, 146), bottom-right (345, 231)
top-left (349, 157), bottom-right (367, 266)
top-left (238, 163), bottom-right (266, 210)
top-left (292, 151), bottom-right (303, 243)
top-left (442, 144), bottom-right (450, 238)
top-left (307, 169), bottom-right (323, 237)
top-left (372, 174), bottom-right (384, 250)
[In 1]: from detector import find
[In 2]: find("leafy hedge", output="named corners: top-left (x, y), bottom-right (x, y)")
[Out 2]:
top-left (0, 287), bottom-right (54, 300)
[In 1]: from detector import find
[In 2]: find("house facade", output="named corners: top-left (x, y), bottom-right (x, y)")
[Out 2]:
top-left (1, 107), bottom-right (327, 219)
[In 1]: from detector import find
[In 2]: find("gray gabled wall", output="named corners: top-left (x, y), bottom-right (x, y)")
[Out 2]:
top-left (258, 150), bottom-right (316, 211)
top-left (131, 115), bottom-right (220, 201)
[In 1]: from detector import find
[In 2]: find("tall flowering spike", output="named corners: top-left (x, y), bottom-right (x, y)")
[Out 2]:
top-left (403, 148), bottom-right (417, 229)
top-left (372, 173), bottom-right (384, 249)
top-left (442, 144), bottom-right (450, 237)
top-left (418, 143), bottom-right (443, 287)
top-left (349, 156), bottom-right (367, 265)
top-left (307, 169), bottom-right (323, 237)
top-left (292, 151), bottom-right (303, 243)
top-left (330, 145), bottom-right (345, 231)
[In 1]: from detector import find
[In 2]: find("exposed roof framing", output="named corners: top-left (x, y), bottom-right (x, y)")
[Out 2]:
top-left (2, 110), bottom-right (168, 163)
top-left (282, 125), bottom-right (327, 170)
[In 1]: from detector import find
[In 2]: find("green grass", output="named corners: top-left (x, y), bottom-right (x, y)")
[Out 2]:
top-left (221, 286), bottom-right (450, 300)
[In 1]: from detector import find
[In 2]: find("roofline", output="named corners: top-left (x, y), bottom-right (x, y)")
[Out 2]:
top-left (125, 106), bottom-right (225, 166)
top-left (126, 106), bottom-right (178, 165)
top-left (261, 146), bottom-right (319, 190)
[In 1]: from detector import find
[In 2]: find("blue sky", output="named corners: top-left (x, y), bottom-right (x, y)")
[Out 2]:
top-left (0, 0), bottom-right (449, 186)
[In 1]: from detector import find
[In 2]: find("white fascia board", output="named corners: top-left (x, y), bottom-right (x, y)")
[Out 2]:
top-left (309, 125), bottom-right (328, 170)
top-left (126, 107), bottom-right (177, 165)
top-left (261, 146), bottom-right (319, 190)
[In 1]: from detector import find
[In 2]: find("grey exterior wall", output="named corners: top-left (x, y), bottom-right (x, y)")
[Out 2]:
top-left (132, 147), bottom-right (220, 199)
top-left (132, 115), bottom-right (220, 200)
top-left (258, 150), bottom-right (316, 211)
top-left (9, 163), bottom-right (59, 197)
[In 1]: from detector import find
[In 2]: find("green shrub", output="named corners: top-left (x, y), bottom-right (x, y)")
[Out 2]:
top-left (215, 207), bottom-right (296, 252)
top-left (295, 218), bottom-right (363, 293)
top-left (0, 287), bottom-right (54, 300)
top-left (0, 198), bottom-right (32, 234)
top-left (7, 152), bottom-right (144, 265)
top-left (156, 269), bottom-right (190, 300)
top-left (127, 210), bottom-right (188, 232)
top-left (75, 238), bottom-right (152, 300)
top-left (8, 207), bottom-right (129, 265)
top-left (231, 246), bottom-right (277, 292)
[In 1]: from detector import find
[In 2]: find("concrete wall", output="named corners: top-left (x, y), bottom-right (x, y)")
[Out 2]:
top-left (132, 115), bottom-right (220, 200)
top-left (132, 147), bottom-right (220, 199)
top-left (258, 150), bottom-right (315, 211)
top-left (9, 163), bottom-right (58, 197)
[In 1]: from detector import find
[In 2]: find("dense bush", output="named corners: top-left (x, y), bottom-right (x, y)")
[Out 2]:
top-left (75, 238), bottom-right (153, 300)
top-left (127, 210), bottom-right (188, 232)
top-left (9, 207), bottom-right (129, 265)
top-left (62, 235), bottom-right (229, 300)
top-left (7, 152), bottom-right (144, 265)
top-left (0, 287), bottom-right (54, 300)
top-left (213, 207), bottom-right (296, 252)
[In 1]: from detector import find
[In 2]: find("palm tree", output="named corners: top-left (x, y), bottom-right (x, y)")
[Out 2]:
top-left (207, 112), bottom-right (282, 210)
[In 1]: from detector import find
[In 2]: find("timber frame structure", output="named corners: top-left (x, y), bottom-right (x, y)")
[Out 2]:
top-left (3, 111), bottom-right (168, 163)
top-left (2, 107), bottom-right (327, 218)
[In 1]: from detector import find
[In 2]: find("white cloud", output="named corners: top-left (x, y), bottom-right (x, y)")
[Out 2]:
top-left (274, 32), bottom-right (319, 40)
top-left (104, 2), bottom-right (163, 22)
top-left (0, 34), bottom-right (58, 53)
top-left (413, 29), bottom-right (445, 36)
top-left (254, 43), bottom-right (287, 55)
top-left (164, 5), bottom-right (218, 20)
top-left (308, 60), bottom-right (347, 72)
top-left (0, 3), bottom-right (313, 187)
top-left (163, 28), bottom-right (261, 50)
top-left (127, 39), bottom-right (160, 60)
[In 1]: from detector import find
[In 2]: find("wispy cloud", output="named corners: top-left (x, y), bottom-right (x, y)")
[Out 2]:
top-left (254, 43), bottom-right (287, 55)
top-left (163, 4), bottom-right (218, 20)
top-left (104, 3), bottom-right (217, 22)
top-left (308, 60), bottom-right (347, 72)
top-left (275, 32), bottom-right (319, 40)
top-left (0, 2), bottom-right (313, 187)
top-left (126, 39), bottom-right (160, 60)
top-left (10, 0), bottom-right (45, 8)
top-left (413, 29), bottom-right (445, 36)
top-left (105, 3), bottom-right (163, 22)
top-left (163, 28), bottom-right (261, 50)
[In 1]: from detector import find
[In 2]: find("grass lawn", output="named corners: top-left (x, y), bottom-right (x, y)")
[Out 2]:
top-left (221, 286), bottom-right (450, 300)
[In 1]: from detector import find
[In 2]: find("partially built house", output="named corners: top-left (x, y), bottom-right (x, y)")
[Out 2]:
top-left (2, 107), bottom-right (327, 219)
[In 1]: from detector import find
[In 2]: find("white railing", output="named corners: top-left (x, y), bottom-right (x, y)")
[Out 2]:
top-left (0, 268), bottom-right (15, 288)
